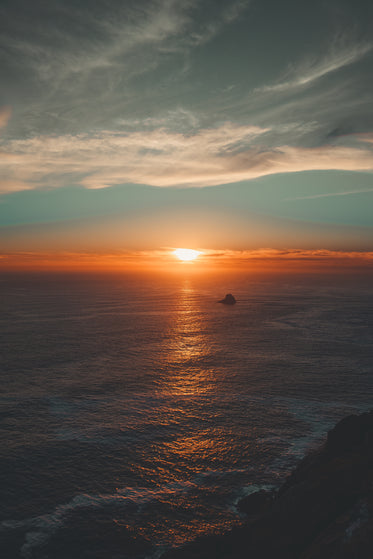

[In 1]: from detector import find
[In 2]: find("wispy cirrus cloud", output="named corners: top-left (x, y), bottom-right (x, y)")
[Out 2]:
top-left (256, 39), bottom-right (372, 93)
top-left (187, 0), bottom-right (249, 46)
top-left (1, 1), bottom-right (194, 81)
top-left (0, 0), bottom-right (249, 138)
top-left (0, 123), bottom-right (372, 193)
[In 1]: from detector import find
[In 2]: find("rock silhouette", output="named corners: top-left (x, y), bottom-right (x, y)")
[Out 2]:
top-left (218, 294), bottom-right (236, 305)
top-left (162, 410), bottom-right (373, 559)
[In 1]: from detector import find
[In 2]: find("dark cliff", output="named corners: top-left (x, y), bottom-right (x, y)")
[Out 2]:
top-left (162, 410), bottom-right (373, 559)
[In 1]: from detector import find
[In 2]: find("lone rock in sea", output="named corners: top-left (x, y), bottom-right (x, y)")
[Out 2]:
top-left (218, 293), bottom-right (236, 305)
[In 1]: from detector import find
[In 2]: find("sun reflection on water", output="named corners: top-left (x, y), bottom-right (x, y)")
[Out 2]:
top-left (162, 280), bottom-right (214, 397)
top-left (121, 280), bottom-right (243, 548)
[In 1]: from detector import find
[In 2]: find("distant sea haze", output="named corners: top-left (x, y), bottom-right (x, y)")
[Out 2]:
top-left (1, 271), bottom-right (372, 559)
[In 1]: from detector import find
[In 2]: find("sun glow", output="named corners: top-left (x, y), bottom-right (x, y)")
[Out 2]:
top-left (173, 248), bottom-right (201, 262)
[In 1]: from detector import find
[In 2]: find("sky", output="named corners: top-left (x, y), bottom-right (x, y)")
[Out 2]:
top-left (0, 0), bottom-right (373, 270)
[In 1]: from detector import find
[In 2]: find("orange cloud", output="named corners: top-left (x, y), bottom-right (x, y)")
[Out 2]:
top-left (204, 248), bottom-right (373, 262)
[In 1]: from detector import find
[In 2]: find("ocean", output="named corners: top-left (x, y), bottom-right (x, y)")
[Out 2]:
top-left (1, 270), bottom-right (372, 559)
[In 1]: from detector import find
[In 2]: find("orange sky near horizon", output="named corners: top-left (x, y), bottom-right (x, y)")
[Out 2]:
top-left (1, 248), bottom-right (373, 274)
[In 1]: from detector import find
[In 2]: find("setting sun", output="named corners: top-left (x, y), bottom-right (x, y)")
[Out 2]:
top-left (173, 248), bottom-right (202, 262)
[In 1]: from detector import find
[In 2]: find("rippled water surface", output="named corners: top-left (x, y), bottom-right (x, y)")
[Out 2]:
top-left (1, 271), bottom-right (372, 558)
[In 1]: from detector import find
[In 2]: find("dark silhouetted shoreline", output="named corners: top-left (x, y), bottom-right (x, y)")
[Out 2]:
top-left (162, 410), bottom-right (373, 559)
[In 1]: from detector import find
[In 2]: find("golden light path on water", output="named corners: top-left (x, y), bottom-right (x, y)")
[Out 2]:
top-left (146, 279), bottom-right (240, 544)
top-left (163, 280), bottom-right (213, 396)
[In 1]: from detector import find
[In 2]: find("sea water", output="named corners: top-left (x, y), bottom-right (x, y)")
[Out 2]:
top-left (1, 271), bottom-right (372, 558)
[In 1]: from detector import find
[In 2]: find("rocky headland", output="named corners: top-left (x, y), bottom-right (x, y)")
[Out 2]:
top-left (162, 410), bottom-right (373, 559)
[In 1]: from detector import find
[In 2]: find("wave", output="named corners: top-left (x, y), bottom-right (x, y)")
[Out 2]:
top-left (1, 481), bottom-right (198, 558)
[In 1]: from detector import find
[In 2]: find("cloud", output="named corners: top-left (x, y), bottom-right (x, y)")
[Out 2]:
top-left (286, 189), bottom-right (373, 201)
top-left (0, 106), bottom-right (11, 129)
top-left (257, 39), bottom-right (372, 93)
top-left (205, 248), bottom-right (373, 262)
top-left (357, 134), bottom-right (373, 144)
top-left (0, 0), bottom-right (250, 138)
top-left (0, 180), bottom-right (32, 194)
top-left (116, 108), bottom-right (201, 133)
top-left (1, 1), bottom-right (194, 80)
top-left (186, 0), bottom-right (249, 47)
top-left (0, 123), bottom-right (372, 193)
